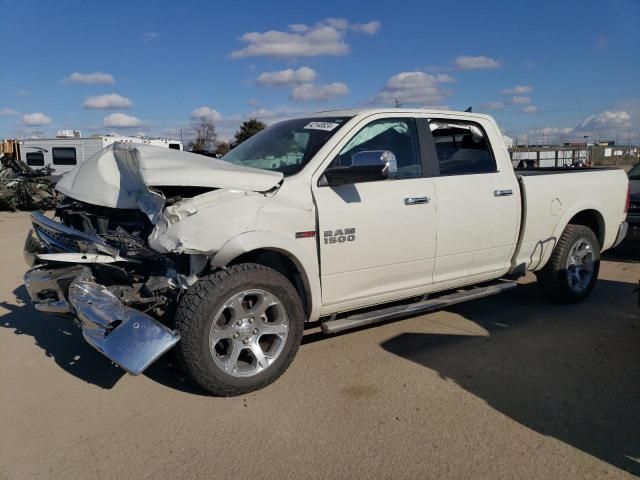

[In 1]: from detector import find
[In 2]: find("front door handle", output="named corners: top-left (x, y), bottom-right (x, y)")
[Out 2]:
top-left (404, 196), bottom-right (430, 205)
top-left (494, 189), bottom-right (513, 197)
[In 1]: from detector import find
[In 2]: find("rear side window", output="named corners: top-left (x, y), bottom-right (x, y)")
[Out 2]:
top-left (52, 147), bottom-right (77, 165)
top-left (429, 120), bottom-right (496, 175)
top-left (26, 151), bottom-right (45, 166)
top-left (169, 143), bottom-right (181, 150)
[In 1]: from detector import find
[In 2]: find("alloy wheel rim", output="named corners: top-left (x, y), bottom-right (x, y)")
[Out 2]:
top-left (565, 238), bottom-right (595, 293)
top-left (209, 289), bottom-right (289, 377)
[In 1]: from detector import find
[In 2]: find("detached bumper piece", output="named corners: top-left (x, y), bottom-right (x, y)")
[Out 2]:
top-left (23, 212), bottom-right (180, 374)
top-left (68, 270), bottom-right (179, 375)
top-left (23, 265), bottom-right (179, 376)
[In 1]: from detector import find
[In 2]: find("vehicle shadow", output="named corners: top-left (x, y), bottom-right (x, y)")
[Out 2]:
top-left (604, 240), bottom-right (640, 263)
top-left (0, 285), bottom-right (124, 388)
top-left (380, 280), bottom-right (640, 476)
top-left (0, 285), bottom-right (212, 395)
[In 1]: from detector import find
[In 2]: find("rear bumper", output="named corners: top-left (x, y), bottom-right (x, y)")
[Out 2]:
top-left (23, 212), bottom-right (179, 375)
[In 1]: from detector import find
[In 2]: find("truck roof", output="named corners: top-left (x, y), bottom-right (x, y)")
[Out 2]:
top-left (307, 107), bottom-right (494, 122)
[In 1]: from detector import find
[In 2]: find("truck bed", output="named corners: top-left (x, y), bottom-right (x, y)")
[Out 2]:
top-left (513, 167), bottom-right (628, 273)
top-left (515, 166), bottom-right (620, 176)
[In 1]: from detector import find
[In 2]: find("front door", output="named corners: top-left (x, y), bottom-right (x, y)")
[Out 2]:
top-left (313, 117), bottom-right (438, 308)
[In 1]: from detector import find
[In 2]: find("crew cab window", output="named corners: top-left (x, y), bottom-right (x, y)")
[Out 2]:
top-left (26, 151), bottom-right (45, 166)
top-left (429, 120), bottom-right (496, 175)
top-left (52, 147), bottom-right (77, 166)
top-left (335, 118), bottom-right (421, 179)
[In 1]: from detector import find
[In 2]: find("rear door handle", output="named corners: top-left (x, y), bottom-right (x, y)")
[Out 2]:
top-left (494, 189), bottom-right (513, 197)
top-left (404, 196), bottom-right (430, 205)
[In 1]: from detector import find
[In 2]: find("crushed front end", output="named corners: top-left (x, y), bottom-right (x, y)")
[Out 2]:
top-left (22, 202), bottom-right (204, 374)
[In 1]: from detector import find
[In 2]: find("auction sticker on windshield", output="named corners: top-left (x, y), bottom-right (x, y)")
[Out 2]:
top-left (304, 121), bottom-right (340, 131)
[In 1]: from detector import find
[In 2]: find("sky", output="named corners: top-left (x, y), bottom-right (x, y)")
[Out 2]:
top-left (0, 0), bottom-right (639, 145)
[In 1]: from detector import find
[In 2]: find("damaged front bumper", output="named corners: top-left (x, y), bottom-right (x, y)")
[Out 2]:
top-left (23, 212), bottom-right (180, 375)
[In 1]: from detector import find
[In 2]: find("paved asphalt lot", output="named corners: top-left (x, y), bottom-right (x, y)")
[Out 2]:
top-left (0, 212), bottom-right (638, 479)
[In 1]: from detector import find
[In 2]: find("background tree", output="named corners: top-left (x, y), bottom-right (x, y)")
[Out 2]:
top-left (214, 141), bottom-right (230, 157)
top-left (233, 119), bottom-right (266, 146)
top-left (189, 117), bottom-right (217, 151)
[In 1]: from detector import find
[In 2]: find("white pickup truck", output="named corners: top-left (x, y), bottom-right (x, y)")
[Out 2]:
top-left (23, 109), bottom-right (629, 395)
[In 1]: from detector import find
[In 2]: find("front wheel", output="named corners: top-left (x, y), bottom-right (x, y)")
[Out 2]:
top-left (175, 264), bottom-right (305, 396)
top-left (536, 224), bottom-right (600, 303)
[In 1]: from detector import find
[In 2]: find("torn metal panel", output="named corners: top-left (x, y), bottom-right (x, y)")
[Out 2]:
top-left (148, 188), bottom-right (268, 254)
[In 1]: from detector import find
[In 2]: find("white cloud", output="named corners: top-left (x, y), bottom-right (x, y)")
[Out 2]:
top-left (523, 105), bottom-right (538, 113)
top-left (83, 93), bottom-right (133, 109)
top-left (143, 32), bottom-right (159, 42)
top-left (190, 106), bottom-right (223, 122)
top-left (288, 24), bottom-right (309, 33)
top-left (65, 72), bottom-right (115, 85)
top-left (373, 71), bottom-right (454, 105)
top-left (502, 85), bottom-right (532, 95)
top-left (291, 82), bottom-right (349, 102)
top-left (482, 101), bottom-right (505, 110)
top-left (17, 89), bottom-right (29, 96)
top-left (511, 96), bottom-right (531, 105)
top-left (455, 55), bottom-right (501, 70)
top-left (256, 66), bottom-right (317, 87)
top-left (534, 127), bottom-right (574, 136)
top-left (230, 18), bottom-right (380, 58)
top-left (103, 113), bottom-right (144, 128)
top-left (349, 20), bottom-right (381, 35)
top-left (579, 110), bottom-right (631, 129)
top-left (520, 108), bottom-right (635, 144)
top-left (23, 113), bottom-right (51, 126)
top-left (0, 107), bottom-right (19, 116)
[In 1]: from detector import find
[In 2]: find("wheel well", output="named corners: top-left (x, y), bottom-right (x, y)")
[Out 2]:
top-left (568, 209), bottom-right (605, 247)
top-left (228, 249), bottom-right (311, 318)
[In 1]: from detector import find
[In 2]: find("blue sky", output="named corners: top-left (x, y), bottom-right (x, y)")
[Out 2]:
top-left (1, 0), bottom-right (638, 144)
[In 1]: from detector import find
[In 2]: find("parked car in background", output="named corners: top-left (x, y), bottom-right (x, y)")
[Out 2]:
top-left (22, 109), bottom-right (629, 396)
top-left (627, 163), bottom-right (640, 240)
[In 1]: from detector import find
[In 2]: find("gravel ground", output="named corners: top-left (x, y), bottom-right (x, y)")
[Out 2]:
top-left (0, 212), bottom-right (638, 480)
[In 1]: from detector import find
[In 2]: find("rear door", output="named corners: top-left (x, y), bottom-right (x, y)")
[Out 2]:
top-left (423, 118), bottom-right (520, 285)
top-left (313, 116), bottom-right (438, 308)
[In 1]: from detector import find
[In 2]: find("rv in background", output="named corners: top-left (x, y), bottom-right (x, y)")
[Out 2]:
top-left (18, 132), bottom-right (183, 175)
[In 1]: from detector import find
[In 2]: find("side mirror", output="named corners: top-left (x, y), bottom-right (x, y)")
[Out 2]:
top-left (322, 150), bottom-right (398, 186)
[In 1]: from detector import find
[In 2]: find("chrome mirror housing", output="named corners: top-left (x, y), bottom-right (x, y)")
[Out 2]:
top-left (351, 150), bottom-right (397, 178)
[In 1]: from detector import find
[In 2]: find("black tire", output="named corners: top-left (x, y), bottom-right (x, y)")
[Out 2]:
top-left (536, 224), bottom-right (600, 303)
top-left (175, 263), bottom-right (304, 396)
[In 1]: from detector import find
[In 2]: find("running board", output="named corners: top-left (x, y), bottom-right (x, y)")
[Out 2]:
top-left (321, 280), bottom-right (518, 334)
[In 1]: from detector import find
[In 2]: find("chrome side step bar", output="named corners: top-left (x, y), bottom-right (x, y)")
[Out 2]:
top-left (321, 280), bottom-right (518, 334)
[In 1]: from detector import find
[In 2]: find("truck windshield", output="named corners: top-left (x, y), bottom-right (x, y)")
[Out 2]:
top-left (221, 117), bottom-right (350, 176)
top-left (628, 164), bottom-right (640, 180)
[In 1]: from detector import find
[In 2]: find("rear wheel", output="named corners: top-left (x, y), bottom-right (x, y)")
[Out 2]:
top-left (175, 263), bottom-right (304, 396)
top-left (537, 224), bottom-right (600, 303)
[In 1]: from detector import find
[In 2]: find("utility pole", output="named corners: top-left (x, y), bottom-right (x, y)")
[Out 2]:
top-left (394, 98), bottom-right (401, 108)
top-left (583, 135), bottom-right (589, 165)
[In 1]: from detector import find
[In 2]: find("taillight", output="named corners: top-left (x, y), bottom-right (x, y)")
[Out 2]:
top-left (624, 183), bottom-right (630, 214)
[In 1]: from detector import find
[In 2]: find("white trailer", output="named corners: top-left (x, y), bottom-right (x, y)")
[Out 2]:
top-left (18, 135), bottom-right (183, 175)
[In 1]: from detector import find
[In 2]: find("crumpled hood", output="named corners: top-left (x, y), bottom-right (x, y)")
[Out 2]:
top-left (56, 142), bottom-right (283, 222)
